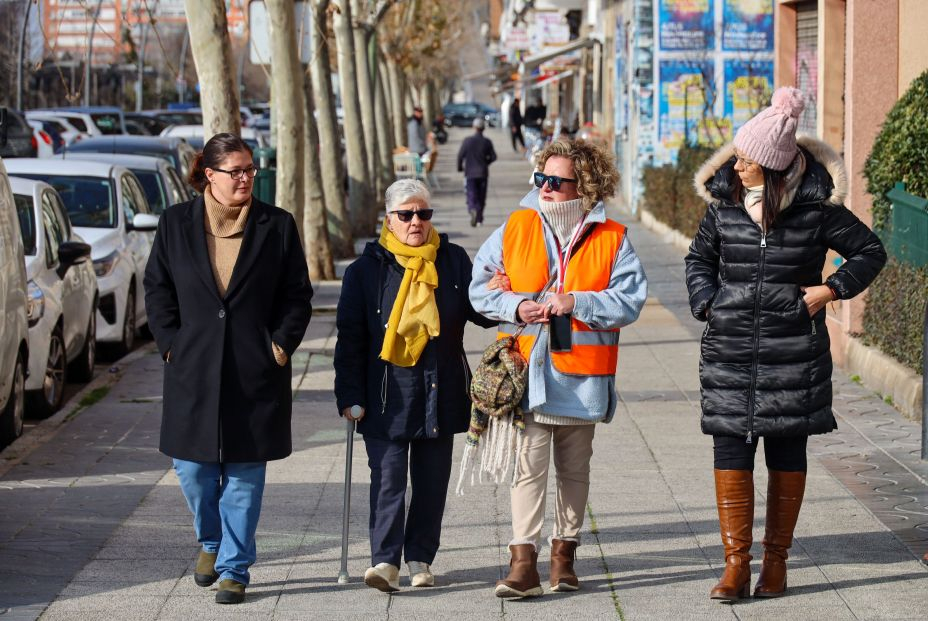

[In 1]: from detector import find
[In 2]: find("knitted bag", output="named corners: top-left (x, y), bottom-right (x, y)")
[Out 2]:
top-left (469, 333), bottom-right (528, 418)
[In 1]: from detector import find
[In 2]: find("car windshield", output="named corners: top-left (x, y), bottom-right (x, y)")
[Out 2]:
top-left (13, 194), bottom-right (37, 255)
top-left (15, 174), bottom-right (115, 228)
top-left (134, 170), bottom-right (167, 214)
top-left (63, 116), bottom-right (88, 132)
top-left (91, 113), bottom-right (122, 134)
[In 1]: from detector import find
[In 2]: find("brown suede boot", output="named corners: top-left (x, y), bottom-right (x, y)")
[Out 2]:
top-left (193, 550), bottom-right (218, 587)
top-left (550, 539), bottom-right (579, 591)
top-left (709, 469), bottom-right (754, 601)
top-left (754, 470), bottom-right (806, 598)
top-left (495, 543), bottom-right (543, 598)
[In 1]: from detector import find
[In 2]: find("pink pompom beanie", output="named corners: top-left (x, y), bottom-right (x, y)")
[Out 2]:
top-left (733, 87), bottom-right (806, 171)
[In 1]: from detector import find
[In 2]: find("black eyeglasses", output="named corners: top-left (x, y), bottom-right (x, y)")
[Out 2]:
top-left (389, 209), bottom-right (434, 222)
top-left (534, 172), bottom-right (577, 191)
top-left (210, 166), bottom-right (258, 180)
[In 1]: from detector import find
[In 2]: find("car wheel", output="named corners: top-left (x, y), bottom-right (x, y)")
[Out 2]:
top-left (27, 325), bottom-right (67, 419)
top-left (0, 353), bottom-right (25, 447)
top-left (114, 287), bottom-right (136, 358)
top-left (68, 305), bottom-right (96, 383)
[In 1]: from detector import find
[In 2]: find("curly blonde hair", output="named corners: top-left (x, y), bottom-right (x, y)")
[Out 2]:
top-left (536, 138), bottom-right (620, 211)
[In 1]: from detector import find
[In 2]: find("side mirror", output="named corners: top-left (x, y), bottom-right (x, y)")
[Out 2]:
top-left (130, 213), bottom-right (159, 232)
top-left (56, 240), bottom-right (92, 278)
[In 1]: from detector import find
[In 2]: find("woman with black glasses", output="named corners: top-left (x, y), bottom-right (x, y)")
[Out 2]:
top-left (144, 133), bottom-right (313, 605)
top-left (334, 179), bottom-right (495, 592)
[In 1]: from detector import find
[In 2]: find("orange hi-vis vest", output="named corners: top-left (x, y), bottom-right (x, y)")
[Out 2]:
top-left (498, 209), bottom-right (626, 377)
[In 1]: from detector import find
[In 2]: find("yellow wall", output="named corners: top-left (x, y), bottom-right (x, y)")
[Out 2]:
top-left (898, 0), bottom-right (928, 97)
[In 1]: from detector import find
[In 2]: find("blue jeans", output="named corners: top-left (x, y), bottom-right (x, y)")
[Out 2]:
top-left (172, 459), bottom-right (267, 585)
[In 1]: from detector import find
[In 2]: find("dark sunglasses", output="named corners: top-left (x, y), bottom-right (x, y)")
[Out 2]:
top-left (534, 172), bottom-right (577, 191)
top-left (389, 209), bottom-right (434, 222)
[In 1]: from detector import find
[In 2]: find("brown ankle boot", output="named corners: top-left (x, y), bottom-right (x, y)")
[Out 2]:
top-left (550, 539), bottom-right (579, 591)
top-left (495, 543), bottom-right (543, 598)
top-left (754, 470), bottom-right (806, 597)
top-left (709, 469), bottom-right (754, 601)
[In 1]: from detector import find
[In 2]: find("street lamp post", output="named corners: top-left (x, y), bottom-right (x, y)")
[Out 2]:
top-left (16, 0), bottom-right (33, 111)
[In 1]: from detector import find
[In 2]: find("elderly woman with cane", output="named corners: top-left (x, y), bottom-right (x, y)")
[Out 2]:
top-left (334, 179), bottom-right (495, 592)
top-left (468, 138), bottom-right (648, 598)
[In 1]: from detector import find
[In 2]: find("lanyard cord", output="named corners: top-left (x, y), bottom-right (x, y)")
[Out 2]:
top-left (553, 214), bottom-right (588, 294)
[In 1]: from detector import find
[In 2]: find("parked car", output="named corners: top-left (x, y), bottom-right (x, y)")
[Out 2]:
top-left (0, 158), bottom-right (28, 447)
top-left (10, 177), bottom-right (97, 417)
top-left (59, 152), bottom-right (193, 214)
top-left (0, 108), bottom-right (38, 158)
top-left (142, 109), bottom-right (203, 127)
top-left (160, 125), bottom-right (269, 150)
top-left (478, 103), bottom-right (501, 127)
top-left (29, 107), bottom-right (126, 135)
top-left (442, 102), bottom-right (500, 128)
top-left (4, 159), bottom-right (159, 356)
top-left (27, 121), bottom-right (55, 158)
top-left (124, 113), bottom-right (169, 136)
top-left (189, 106), bottom-right (257, 128)
top-left (24, 113), bottom-right (87, 146)
top-left (123, 119), bottom-right (153, 136)
top-left (63, 135), bottom-right (197, 183)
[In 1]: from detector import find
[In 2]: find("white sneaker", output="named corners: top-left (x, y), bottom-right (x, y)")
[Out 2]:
top-left (364, 562), bottom-right (400, 592)
top-left (407, 561), bottom-right (434, 587)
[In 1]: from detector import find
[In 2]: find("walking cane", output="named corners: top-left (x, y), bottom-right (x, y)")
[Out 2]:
top-left (337, 406), bottom-right (360, 584)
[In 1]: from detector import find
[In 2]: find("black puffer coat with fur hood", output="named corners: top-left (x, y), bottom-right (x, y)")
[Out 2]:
top-left (685, 137), bottom-right (886, 440)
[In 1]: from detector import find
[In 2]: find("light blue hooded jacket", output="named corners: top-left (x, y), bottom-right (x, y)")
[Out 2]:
top-left (469, 189), bottom-right (648, 423)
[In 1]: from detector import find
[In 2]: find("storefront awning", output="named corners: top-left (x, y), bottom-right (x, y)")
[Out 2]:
top-left (518, 36), bottom-right (599, 75)
top-left (529, 70), bottom-right (574, 90)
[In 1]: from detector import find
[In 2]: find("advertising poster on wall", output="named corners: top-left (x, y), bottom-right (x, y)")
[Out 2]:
top-left (724, 59), bottom-right (774, 131)
top-left (658, 60), bottom-right (716, 154)
top-left (531, 11), bottom-right (571, 54)
top-left (658, 0), bottom-right (715, 51)
top-left (722, 0), bottom-right (774, 51)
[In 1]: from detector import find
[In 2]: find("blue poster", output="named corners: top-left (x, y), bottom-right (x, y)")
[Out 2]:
top-left (658, 0), bottom-right (715, 51)
top-left (722, 0), bottom-right (774, 51)
top-left (658, 60), bottom-right (717, 151)
top-left (724, 59), bottom-right (774, 131)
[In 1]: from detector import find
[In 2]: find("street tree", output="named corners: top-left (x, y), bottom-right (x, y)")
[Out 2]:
top-left (303, 69), bottom-right (336, 280)
top-left (183, 0), bottom-right (241, 138)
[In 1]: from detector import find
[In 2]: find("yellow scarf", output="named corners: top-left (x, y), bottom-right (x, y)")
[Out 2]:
top-left (378, 226), bottom-right (441, 367)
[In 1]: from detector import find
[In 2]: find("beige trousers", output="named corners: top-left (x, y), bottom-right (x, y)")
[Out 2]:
top-left (510, 416), bottom-right (596, 547)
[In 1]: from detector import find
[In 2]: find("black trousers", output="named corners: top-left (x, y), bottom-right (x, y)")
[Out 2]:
top-left (465, 177), bottom-right (489, 223)
top-left (364, 435), bottom-right (454, 566)
top-left (511, 124), bottom-right (525, 150)
top-left (713, 435), bottom-right (808, 472)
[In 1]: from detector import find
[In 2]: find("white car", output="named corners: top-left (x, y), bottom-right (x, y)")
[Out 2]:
top-left (4, 159), bottom-right (159, 356)
top-left (27, 110), bottom-right (101, 137)
top-left (26, 120), bottom-right (55, 158)
top-left (0, 159), bottom-right (28, 447)
top-left (57, 153), bottom-right (193, 214)
top-left (160, 124), bottom-right (269, 150)
top-left (24, 112), bottom-right (88, 146)
top-left (11, 178), bottom-right (98, 417)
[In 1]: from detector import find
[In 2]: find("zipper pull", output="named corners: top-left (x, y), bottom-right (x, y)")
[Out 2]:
top-left (745, 433), bottom-right (753, 444)
top-left (811, 320), bottom-right (817, 335)
top-left (760, 234), bottom-right (767, 248)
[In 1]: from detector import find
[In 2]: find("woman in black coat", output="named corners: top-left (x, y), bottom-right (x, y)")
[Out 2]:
top-left (334, 179), bottom-right (494, 592)
top-left (144, 133), bottom-right (312, 604)
top-left (685, 89), bottom-right (886, 602)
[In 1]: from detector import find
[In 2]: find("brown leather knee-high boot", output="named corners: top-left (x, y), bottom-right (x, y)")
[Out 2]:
top-left (495, 544), bottom-right (543, 598)
top-left (754, 470), bottom-right (806, 597)
top-left (710, 469), bottom-right (754, 601)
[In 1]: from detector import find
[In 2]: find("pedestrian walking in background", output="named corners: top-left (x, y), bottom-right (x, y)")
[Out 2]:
top-left (334, 179), bottom-right (496, 593)
top-left (457, 117), bottom-right (497, 227)
top-left (407, 105), bottom-right (428, 157)
top-left (509, 96), bottom-right (526, 153)
top-left (469, 139), bottom-right (648, 598)
top-left (144, 133), bottom-right (313, 605)
top-left (685, 87), bottom-right (886, 601)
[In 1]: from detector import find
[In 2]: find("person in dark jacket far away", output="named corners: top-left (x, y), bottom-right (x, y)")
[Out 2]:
top-left (509, 96), bottom-right (525, 152)
top-left (457, 117), bottom-right (497, 227)
top-left (685, 87), bottom-right (886, 603)
top-left (407, 105), bottom-right (428, 156)
top-left (334, 179), bottom-right (496, 593)
top-left (144, 133), bottom-right (313, 605)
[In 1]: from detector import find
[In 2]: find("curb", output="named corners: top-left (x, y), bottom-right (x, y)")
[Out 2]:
top-left (0, 342), bottom-right (157, 478)
top-left (640, 209), bottom-right (692, 254)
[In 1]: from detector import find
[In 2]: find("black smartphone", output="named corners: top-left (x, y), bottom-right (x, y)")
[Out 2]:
top-left (549, 314), bottom-right (573, 352)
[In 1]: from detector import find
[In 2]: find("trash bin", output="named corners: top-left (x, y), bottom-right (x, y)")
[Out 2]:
top-left (253, 147), bottom-right (276, 204)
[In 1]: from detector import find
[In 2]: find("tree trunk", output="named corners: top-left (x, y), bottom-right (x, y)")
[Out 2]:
top-left (386, 56), bottom-right (406, 148)
top-left (380, 56), bottom-right (395, 135)
top-left (266, 0), bottom-right (305, 227)
top-left (303, 69), bottom-right (336, 280)
top-left (310, 0), bottom-right (352, 258)
top-left (332, 0), bottom-right (374, 237)
top-left (183, 0), bottom-right (240, 138)
top-left (421, 80), bottom-right (436, 130)
top-left (351, 0), bottom-right (378, 198)
top-left (374, 56), bottom-right (395, 195)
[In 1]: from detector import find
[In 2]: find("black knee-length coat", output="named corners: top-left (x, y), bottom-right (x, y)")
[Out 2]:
top-left (144, 196), bottom-right (313, 462)
top-left (685, 137), bottom-right (886, 439)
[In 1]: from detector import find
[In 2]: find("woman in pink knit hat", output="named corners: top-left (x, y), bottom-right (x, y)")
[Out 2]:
top-left (685, 87), bottom-right (886, 601)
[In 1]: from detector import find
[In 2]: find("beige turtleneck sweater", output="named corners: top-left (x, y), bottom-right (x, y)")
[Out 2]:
top-left (203, 187), bottom-right (287, 367)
